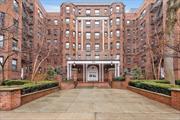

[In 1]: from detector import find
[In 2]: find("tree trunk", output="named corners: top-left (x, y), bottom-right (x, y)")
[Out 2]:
top-left (164, 32), bottom-right (175, 84)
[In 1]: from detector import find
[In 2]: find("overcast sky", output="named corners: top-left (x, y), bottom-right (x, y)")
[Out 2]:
top-left (40, 0), bottom-right (144, 12)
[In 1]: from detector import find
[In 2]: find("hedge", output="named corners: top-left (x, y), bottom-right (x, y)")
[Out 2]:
top-left (113, 76), bottom-right (125, 81)
top-left (21, 81), bottom-right (58, 95)
top-left (3, 80), bottom-right (30, 86)
top-left (129, 80), bottom-right (180, 96)
top-left (176, 80), bottom-right (180, 85)
top-left (2, 80), bottom-right (58, 95)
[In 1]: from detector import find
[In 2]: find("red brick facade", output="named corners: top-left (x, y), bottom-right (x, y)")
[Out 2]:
top-left (0, 0), bottom-right (179, 81)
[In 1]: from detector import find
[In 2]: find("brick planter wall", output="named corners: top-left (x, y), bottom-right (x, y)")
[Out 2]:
top-left (21, 87), bottom-right (59, 105)
top-left (112, 81), bottom-right (127, 89)
top-left (0, 88), bottom-right (21, 110)
top-left (171, 89), bottom-right (180, 110)
top-left (128, 86), bottom-right (180, 110)
top-left (60, 82), bottom-right (75, 90)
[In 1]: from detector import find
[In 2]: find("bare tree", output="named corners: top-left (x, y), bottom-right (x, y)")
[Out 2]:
top-left (0, 9), bottom-right (22, 85)
top-left (164, 0), bottom-right (179, 84)
top-left (30, 39), bottom-right (53, 82)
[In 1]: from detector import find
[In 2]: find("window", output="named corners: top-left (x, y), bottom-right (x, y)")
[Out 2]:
top-left (65, 30), bottom-right (69, 37)
top-left (78, 32), bottom-right (81, 37)
top-left (54, 20), bottom-right (58, 25)
top-left (116, 18), bottom-right (120, 25)
top-left (86, 20), bottom-right (91, 27)
top-left (104, 32), bottom-right (108, 37)
top-left (116, 6), bottom-right (120, 13)
top-left (12, 59), bottom-right (17, 71)
top-left (86, 9), bottom-right (91, 15)
top-left (95, 20), bottom-right (100, 26)
top-left (116, 30), bottom-right (120, 37)
top-left (86, 32), bottom-right (91, 39)
top-left (13, 19), bottom-right (18, 32)
top-left (110, 8), bottom-right (113, 13)
top-left (126, 20), bottom-right (130, 24)
top-left (13, 0), bottom-right (19, 13)
top-left (116, 42), bottom-right (120, 49)
top-left (95, 55), bottom-right (100, 59)
top-left (86, 44), bottom-right (91, 51)
top-left (47, 29), bottom-right (51, 35)
top-left (0, 35), bottom-right (4, 48)
top-left (12, 39), bottom-right (18, 51)
top-left (78, 9), bottom-right (81, 14)
top-left (66, 7), bottom-right (70, 13)
top-left (104, 9), bottom-right (107, 13)
top-left (0, 12), bottom-right (5, 27)
top-left (73, 31), bottom-right (75, 37)
top-left (78, 44), bottom-right (81, 50)
top-left (95, 44), bottom-right (100, 51)
top-left (73, 43), bottom-right (76, 49)
top-left (116, 54), bottom-right (120, 59)
top-left (95, 32), bottom-right (100, 39)
top-left (65, 18), bottom-right (70, 24)
top-left (65, 42), bottom-right (70, 49)
top-left (0, 56), bottom-right (3, 71)
top-left (110, 19), bottom-right (113, 26)
top-left (95, 9), bottom-right (100, 16)
top-left (38, 9), bottom-right (43, 18)
top-left (110, 31), bottom-right (113, 38)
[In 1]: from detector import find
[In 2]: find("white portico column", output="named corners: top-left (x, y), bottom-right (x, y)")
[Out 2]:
top-left (83, 64), bottom-right (85, 82)
top-left (99, 64), bottom-right (101, 82)
top-left (70, 64), bottom-right (72, 79)
top-left (67, 63), bottom-right (69, 80)
top-left (115, 64), bottom-right (117, 77)
top-left (117, 63), bottom-right (120, 77)
top-left (102, 64), bottom-right (104, 82)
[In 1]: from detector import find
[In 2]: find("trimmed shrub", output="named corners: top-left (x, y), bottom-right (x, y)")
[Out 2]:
top-left (2, 80), bottom-right (30, 86)
top-left (176, 80), bottom-right (180, 85)
top-left (113, 77), bottom-right (125, 81)
top-left (129, 80), bottom-right (180, 96)
top-left (21, 81), bottom-right (58, 95)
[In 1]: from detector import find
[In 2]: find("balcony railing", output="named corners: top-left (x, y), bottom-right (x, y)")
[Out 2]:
top-left (67, 56), bottom-right (120, 61)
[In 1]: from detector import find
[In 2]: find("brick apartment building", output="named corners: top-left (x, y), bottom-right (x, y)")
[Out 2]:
top-left (60, 3), bottom-right (125, 82)
top-left (0, 0), bottom-right (179, 81)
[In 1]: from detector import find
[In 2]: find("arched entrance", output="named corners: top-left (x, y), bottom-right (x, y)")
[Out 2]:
top-left (87, 66), bottom-right (98, 82)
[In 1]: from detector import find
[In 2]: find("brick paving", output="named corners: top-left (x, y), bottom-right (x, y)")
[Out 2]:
top-left (0, 89), bottom-right (180, 120)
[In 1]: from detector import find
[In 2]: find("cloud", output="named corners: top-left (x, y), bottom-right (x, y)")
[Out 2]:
top-left (43, 4), bottom-right (60, 12)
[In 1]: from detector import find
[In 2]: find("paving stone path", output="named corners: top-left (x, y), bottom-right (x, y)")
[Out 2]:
top-left (0, 89), bottom-right (180, 120)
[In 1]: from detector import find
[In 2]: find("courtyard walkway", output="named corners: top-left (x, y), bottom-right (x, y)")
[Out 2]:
top-left (0, 89), bottom-right (180, 120)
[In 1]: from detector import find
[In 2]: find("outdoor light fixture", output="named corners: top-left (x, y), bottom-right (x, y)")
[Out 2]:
top-left (73, 62), bottom-right (76, 67)
top-left (111, 61), bottom-right (113, 66)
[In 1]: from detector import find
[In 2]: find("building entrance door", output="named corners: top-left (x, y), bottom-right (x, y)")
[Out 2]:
top-left (87, 66), bottom-right (98, 82)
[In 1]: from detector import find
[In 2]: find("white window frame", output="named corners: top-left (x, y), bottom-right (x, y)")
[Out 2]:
top-left (0, 35), bottom-right (4, 48)
top-left (95, 9), bottom-right (100, 16)
top-left (116, 18), bottom-right (120, 25)
top-left (66, 7), bottom-right (70, 13)
top-left (86, 9), bottom-right (91, 15)
top-left (65, 30), bottom-right (69, 37)
top-left (95, 32), bottom-right (100, 39)
top-left (65, 18), bottom-right (70, 24)
top-left (116, 42), bottom-right (120, 49)
top-left (116, 30), bottom-right (120, 37)
top-left (65, 42), bottom-right (70, 49)
top-left (86, 32), bottom-right (91, 39)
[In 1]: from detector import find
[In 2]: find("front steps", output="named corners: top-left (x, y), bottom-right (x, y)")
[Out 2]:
top-left (76, 82), bottom-right (111, 89)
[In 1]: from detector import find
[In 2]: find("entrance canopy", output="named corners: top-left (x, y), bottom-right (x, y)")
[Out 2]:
top-left (67, 60), bottom-right (120, 64)
top-left (67, 60), bottom-right (120, 81)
